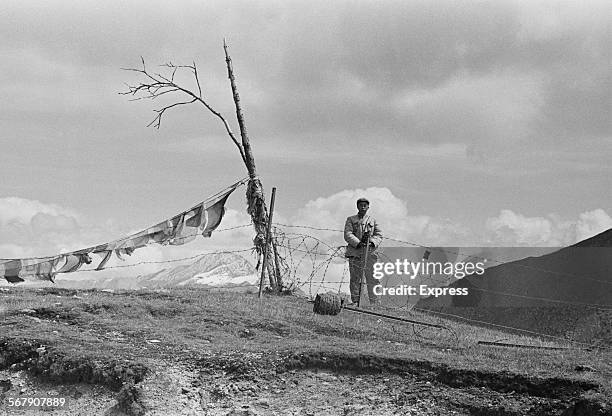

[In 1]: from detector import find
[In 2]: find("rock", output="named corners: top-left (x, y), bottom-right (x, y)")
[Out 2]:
top-left (19, 308), bottom-right (36, 314)
top-left (0, 379), bottom-right (12, 393)
top-left (238, 328), bottom-right (256, 339)
top-left (25, 316), bottom-right (42, 323)
top-left (574, 365), bottom-right (596, 372)
top-left (255, 399), bottom-right (270, 407)
top-left (225, 405), bottom-right (259, 415)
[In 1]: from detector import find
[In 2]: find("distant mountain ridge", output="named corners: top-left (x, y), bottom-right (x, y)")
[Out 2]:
top-left (57, 252), bottom-right (259, 290)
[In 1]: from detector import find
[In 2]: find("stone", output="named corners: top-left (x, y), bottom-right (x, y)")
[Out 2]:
top-left (0, 379), bottom-right (12, 393)
top-left (225, 405), bottom-right (259, 415)
top-left (255, 399), bottom-right (270, 407)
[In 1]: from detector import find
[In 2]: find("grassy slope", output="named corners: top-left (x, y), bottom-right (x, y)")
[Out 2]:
top-left (0, 287), bottom-right (611, 414)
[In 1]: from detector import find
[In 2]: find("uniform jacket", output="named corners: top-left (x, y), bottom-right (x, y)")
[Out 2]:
top-left (344, 214), bottom-right (383, 258)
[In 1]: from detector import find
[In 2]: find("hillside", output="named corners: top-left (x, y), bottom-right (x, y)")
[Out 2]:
top-left (0, 287), bottom-right (611, 415)
top-left (417, 229), bottom-right (612, 342)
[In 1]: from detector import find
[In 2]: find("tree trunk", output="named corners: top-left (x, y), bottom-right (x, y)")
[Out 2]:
top-left (223, 39), bottom-right (278, 290)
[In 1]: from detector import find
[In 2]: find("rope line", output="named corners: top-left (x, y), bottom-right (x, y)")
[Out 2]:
top-left (412, 307), bottom-right (601, 350)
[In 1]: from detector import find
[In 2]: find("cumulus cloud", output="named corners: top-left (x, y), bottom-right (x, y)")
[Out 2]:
top-left (0, 197), bottom-right (79, 226)
top-left (290, 187), bottom-right (471, 247)
top-left (0, 197), bottom-right (86, 257)
top-left (575, 209), bottom-right (612, 242)
top-left (485, 209), bottom-right (554, 245)
top-left (485, 208), bottom-right (612, 246)
top-left (0, 197), bottom-right (126, 260)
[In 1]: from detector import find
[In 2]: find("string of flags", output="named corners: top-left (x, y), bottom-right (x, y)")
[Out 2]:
top-left (0, 178), bottom-right (249, 284)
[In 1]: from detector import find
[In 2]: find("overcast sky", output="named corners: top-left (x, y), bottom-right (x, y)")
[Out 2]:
top-left (1, 0), bottom-right (611, 265)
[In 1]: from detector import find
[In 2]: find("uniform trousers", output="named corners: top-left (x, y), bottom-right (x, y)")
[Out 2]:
top-left (348, 250), bottom-right (379, 305)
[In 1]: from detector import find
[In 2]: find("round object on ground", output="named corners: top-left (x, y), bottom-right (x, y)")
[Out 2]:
top-left (313, 293), bottom-right (342, 316)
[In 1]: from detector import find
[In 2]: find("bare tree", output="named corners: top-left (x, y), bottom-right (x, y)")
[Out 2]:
top-left (120, 40), bottom-right (282, 290)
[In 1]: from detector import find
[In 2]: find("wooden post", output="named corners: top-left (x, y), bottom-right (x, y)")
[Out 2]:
top-left (258, 187), bottom-right (277, 297)
top-left (272, 240), bottom-right (283, 290)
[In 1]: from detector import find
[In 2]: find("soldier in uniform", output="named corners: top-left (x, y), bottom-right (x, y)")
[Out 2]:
top-left (344, 197), bottom-right (383, 306)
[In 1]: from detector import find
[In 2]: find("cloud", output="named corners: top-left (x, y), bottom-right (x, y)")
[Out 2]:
top-left (395, 70), bottom-right (546, 159)
top-left (485, 208), bottom-right (612, 246)
top-left (575, 209), bottom-right (612, 242)
top-left (290, 187), bottom-right (471, 247)
top-left (0, 197), bottom-right (120, 259)
top-left (0, 197), bottom-right (79, 226)
top-left (0, 197), bottom-right (87, 256)
top-left (1, 0), bottom-right (608, 175)
top-left (485, 209), bottom-right (554, 245)
top-left (516, 0), bottom-right (610, 42)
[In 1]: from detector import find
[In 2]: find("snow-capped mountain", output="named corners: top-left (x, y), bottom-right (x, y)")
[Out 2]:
top-left (55, 252), bottom-right (259, 290)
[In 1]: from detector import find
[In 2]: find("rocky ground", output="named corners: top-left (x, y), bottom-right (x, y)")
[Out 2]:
top-left (2, 351), bottom-right (609, 416)
top-left (1, 288), bottom-right (610, 415)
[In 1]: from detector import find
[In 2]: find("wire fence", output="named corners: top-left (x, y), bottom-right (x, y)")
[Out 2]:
top-left (2, 220), bottom-right (610, 350)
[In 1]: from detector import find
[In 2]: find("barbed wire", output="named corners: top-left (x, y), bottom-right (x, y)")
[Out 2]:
top-left (3, 218), bottom-right (610, 349)
top-left (5, 225), bottom-right (610, 314)
top-left (271, 227), bottom-right (612, 312)
top-left (274, 223), bottom-right (612, 287)
top-left (79, 247), bottom-right (255, 272)
top-left (265, 226), bottom-right (612, 349)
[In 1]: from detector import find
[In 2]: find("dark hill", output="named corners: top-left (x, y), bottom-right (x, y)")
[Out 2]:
top-left (570, 228), bottom-right (612, 247)
top-left (417, 229), bottom-right (612, 343)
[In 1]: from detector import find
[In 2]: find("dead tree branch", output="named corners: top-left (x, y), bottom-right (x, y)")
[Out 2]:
top-left (120, 59), bottom-right (247, 165)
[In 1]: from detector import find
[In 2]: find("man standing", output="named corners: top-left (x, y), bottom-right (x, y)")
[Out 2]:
top-left (344, 197), bottom-right (383, 306)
